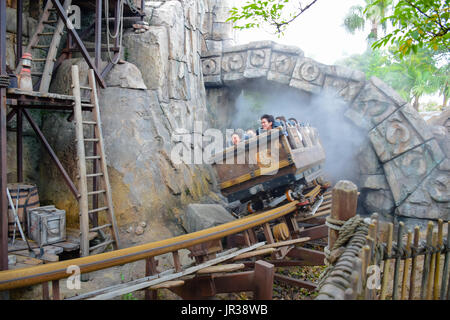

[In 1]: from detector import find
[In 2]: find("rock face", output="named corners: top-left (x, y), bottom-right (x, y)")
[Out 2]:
top-left (201, 41), bottom-right (449, 224)
top-left (181, 203), bottom-right (236, 233)
top-left (39, 0), bottom-right (236, 244)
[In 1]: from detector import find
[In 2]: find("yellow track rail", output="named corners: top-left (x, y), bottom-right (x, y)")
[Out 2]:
top-left (0, 201), bottom-right (299, 291)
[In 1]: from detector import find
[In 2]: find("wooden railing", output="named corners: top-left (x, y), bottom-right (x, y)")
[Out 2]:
top-left (315, 181), bottom-right (449, 300)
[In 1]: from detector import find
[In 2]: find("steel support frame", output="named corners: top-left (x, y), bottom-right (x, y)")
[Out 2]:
top-left (0, 0), bottom-right (8, 271)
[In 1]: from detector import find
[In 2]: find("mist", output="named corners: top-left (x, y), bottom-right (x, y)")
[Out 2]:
top-left (230, 81), bottom-right (365, 185)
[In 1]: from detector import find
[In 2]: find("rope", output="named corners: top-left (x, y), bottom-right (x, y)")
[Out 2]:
top-left (330, 215), bottom-right (364, 251)
top-left (317, 215), bottom-right (368, 291)
top-left (104, 0), bottom-right (125, 64)
top-left (126, 0), bottom-right (140, 14)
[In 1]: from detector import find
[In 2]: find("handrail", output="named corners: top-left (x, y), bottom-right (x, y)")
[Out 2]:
top-left (0, 201), bottom-right (299, 291)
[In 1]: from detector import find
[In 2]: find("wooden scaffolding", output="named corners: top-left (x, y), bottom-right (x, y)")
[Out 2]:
top-left (0, 0), bottom-right (145, 270)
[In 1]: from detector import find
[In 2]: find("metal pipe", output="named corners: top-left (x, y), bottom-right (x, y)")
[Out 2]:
top-left (0, 201), bottom-right (299, 290)
top-left (16, 0), bottom-right (23, 68)
top-left (0, 0), bottom-right (8, 272)
top-left (16, 107), bottom-right (23, 182)
top-left (22, 108), bottom-right (80, 199)
top-left (95, 0), bottom-right (102, 70)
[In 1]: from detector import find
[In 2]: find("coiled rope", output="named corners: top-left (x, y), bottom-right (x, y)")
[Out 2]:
top-left (317, 215), bottom-right (368, 291)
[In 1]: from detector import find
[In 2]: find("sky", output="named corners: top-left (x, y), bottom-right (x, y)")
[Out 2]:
top-left (234, 0), bottom-right (442, 104)
top-left (235, 0), bottom-right (370, 65)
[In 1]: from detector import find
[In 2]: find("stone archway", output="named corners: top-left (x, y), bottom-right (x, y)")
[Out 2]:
top-left (201, 41), bottom-right (449, 225)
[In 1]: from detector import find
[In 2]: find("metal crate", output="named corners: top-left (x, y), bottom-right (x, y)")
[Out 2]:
top-left (28, 206), bottom-right (66, 246)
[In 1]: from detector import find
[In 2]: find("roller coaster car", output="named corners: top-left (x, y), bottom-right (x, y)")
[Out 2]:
top-left (210, 118), bottom-right (328, 214)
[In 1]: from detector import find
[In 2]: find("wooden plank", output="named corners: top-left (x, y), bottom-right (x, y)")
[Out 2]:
top-left (80, 242), bottom-right (267, 300)
top-left (232, 248), bottom-right (276, 261)
top-left (149, 280), bottom-right (184, 290)
top-left (10, 254), bottom-right (43, 266)
top-left (8, 239), bottom-right (39, 252)
top-left (197, 263), bottom-right (245, 274)
top-left (297, 210), bottom-right (330, 222)
top-left (259, 237), bottom-right (310, 249)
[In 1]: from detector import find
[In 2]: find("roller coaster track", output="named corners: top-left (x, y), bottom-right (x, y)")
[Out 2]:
top-left (0, 189), bottom-right (332, 299)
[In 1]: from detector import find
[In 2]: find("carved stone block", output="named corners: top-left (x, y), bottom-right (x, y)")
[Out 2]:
top-left (221, 51), bottom-right (247, 84)
top-left (244, 48), bottom-right (272, 78)
top-left (383, 139), bottom-right (445, 206)
top-left (289, 57), bottom-right (325, 94)
top-left (369, 108), bottom-right (423, 163)
top-left (396, 166), bottom-right (449, 220)
top-left (345, 82), bottom-right (399, 131)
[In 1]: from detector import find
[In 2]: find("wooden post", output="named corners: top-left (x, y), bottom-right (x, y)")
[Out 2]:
top-left (72, 65), bottom-right (89, 259)
top-left (401, 231), bottom-right (412, 300)
top-left (380, 222), bottom-right (393, 300)
top-left (172, 251), bottom-right (182, 272)
top-left (263, 223), bottom-right (274, 244)
top-left (440, 222), bottom-right (450, 300)
top-left (52, 280), bottom-right (60, 300)
top-left (328, 180), bottom-right (358, 250)
top-left (145, 257), bottom-right (158, 300)
top-left (409, 226), bottom-right (420, 300)
top-left (253, 260), bottom-right (274, 300)
top-left (392, 222), bottom-right (404, 300)
top-left (433, 219), bottom-right (443, 300)
top-left (426, 232), bottom-right (437, 299)
top-left (42, 282), bottom-right (50, 300)
top-left (420, 222), bottom-right (434, 299)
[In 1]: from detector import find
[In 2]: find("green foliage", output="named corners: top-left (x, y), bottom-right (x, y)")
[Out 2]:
top-left (227, 0), bottom-right (318, 34)
top-left (337, 46), bottom-right (448, 109)
top-left (121, 292), bottom-right (137, 300)
top-left (343, 0), bottom-right (392, 42)
top-left (369, 0), bottom-right (449, 56)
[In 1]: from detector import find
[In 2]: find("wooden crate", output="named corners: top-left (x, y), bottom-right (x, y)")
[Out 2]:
top-left (28, 206), bottom-right (66, 246)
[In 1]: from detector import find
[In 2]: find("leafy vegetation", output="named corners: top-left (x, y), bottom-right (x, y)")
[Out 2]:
top-left (369, 0), bottom-right (449, 56)
top-left (227, 0), bottom-right (318, 34)
top-left (337, 46), bottom-right (448, 110)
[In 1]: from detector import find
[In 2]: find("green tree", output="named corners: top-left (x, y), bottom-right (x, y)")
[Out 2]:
top-left (227, 0), bottom-right (318, 34)
top-left (337, 47), bottom-right (448, 110)
top-left (343, 0), bottom-right (392, 47)
top-left (369, 0), bottom-right (449, 56)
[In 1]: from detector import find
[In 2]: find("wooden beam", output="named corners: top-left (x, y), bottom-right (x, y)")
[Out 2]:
top-left (22, 108), bottom-right (80, 198)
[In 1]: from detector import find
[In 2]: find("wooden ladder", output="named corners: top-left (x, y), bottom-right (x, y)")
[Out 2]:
top-left (71, 65), bottom-right (120, 257)
top-left (17, 0), bottom-right (72, 93)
